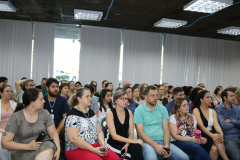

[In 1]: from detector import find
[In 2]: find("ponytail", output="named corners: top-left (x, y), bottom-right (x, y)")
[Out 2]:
top-left (68, 95), bottom-right (78, 108)
top-left (14, 103), bottom-right (25, 112)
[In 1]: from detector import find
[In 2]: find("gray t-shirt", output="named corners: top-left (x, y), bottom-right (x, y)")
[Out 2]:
top-left (90, 95), bottom-right (99, 112)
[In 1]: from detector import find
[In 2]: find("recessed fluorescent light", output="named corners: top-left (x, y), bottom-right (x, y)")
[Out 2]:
top-left (74, 9), bottom-right (103, 21)
top-left (0, 1), bottom-right (16, 12)
top-left (154, 18), bottom-right (187, 28)
top-left (217, 26), bottom-right (240, 36)
top-left (184, 0), bottom-right (233, 13)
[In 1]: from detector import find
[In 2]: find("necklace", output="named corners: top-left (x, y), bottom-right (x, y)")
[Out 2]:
top-left (76, 105), bottom-right (89, 118)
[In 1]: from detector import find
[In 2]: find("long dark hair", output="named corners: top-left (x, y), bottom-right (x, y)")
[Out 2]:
top-left (15, 88), bottom-right (40, 112)
top-left (189, 88), bottom-right (203, 102)
top-left (99, 89), bottom-right (113, 112)
top-left (193, 90), bottom-right (209, 109)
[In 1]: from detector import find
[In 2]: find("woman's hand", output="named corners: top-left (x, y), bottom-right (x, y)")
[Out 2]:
top-left (27, 140), bottom-right (42, 150)
top-left (211, 133), bottom-right (222, 144)
top-left (121, 143), bottom-right (129, 153)
top-left (190, 137), bottom-right (198, 143)
top-left (53, 150), bottom-right (60, 160)
top-left (94, 147), bottom-right (108, 157)
top-left (201, 137), bottom-right (207, 144)
top-left (133, 139), bottom-right (143, 146)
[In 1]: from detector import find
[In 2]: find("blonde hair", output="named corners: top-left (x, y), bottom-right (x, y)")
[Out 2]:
top-left (234, 90), bottom-right (240, 99)
top-left (139, 83), bottom-right (148, 98)
top-left (169, 98), bottom-right (189, 121)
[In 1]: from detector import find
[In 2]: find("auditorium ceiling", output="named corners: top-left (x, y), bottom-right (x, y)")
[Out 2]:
top-left (0, 0), bottom-right (240, 41)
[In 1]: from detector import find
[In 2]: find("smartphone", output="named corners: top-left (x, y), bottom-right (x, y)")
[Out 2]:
top-left (36, 131), bottom-right (47, 142)
top-left (163, 148), bottom-right (170, 155)
top-left (100, 148), bottom-right (109, 152)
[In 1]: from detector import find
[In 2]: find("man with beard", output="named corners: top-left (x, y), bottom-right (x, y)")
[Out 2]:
top-left (44, 78), bottom-right (70, 133)
top-left (134, 86), bottom-right (189, 160)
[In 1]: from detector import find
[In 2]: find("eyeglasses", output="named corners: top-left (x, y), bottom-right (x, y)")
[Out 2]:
top-left (118, 97), bottom-right (128, 101)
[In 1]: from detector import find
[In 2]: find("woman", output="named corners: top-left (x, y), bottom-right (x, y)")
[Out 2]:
top-left (0, 85), bottom-right (17, 160)
top-left (98, 89), bottom-right (114, 121)
top-left (59, 83), bottom-right (70, 100)
top-left (189, 88), bottom-right (203, 112)
top-left (169, 98), bottom-right (211, 160)
top-left (168, 85), bottom-right (174, 101)
top-left (75, 81), bottom-right (82, 90)
top-left (162, 83), bottom-right (169, 98)
top-left (106, 89), bottom-right (143, 160)
top-left (65, 88), bottom-right (119, 160)
top-left (158, 85), bottom-right (168, 106)
top-left (123, 86), bottom-right (138, 115)
top-left (132, 85), bottom-right (140, 104)
top-left (68, 81), bottom-right (75, 97)
top-left (212, 86), bottom-right (223, 107)
top-left (193, 90), bottom-right (229, 160)
top-left (139, 83), bottom-right (148, 100)
top-left (1, 88), bottom-right (60, 160)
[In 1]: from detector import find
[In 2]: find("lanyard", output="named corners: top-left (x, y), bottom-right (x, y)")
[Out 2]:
top-left (76, 106), bottom-right (94, 126)
top-left (48, 99), bottom-right (56, 114)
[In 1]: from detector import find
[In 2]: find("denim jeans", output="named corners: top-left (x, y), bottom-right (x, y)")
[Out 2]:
top-left (171, 141), bottom-right (211, 160)
top-left (142, 140), bottom-right (189, 160)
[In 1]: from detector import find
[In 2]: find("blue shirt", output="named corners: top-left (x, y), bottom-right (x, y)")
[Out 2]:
top-left (166, 99), bottom-right (191, 114)
top-left (126, 100), bottom-right (138, 115)
top-left (134, 103), bottom-right (169, 140)
top-left (215, 103), bottom-right (240, 141)
top-left (44, 95), bottom-right (70, 128)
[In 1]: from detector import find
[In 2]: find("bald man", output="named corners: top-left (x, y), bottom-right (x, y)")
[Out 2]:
top-left (123, 80), bottom-right (131, 88)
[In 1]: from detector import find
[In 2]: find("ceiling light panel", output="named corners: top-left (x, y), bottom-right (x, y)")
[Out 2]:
top-left (184, 0), bottom-right (233, 13)
top-left (217, 26), bottom-right (240, 36)
top-left (0, 1), bottom-right (16, 12)
top-left (74, 9), bottom-right (103, 21)
top-left (154, 18), bottom-right (187, 28)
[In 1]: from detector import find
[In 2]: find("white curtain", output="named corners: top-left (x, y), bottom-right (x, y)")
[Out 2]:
top-left (32, 22), bottom-right (55, 85)
top-left (79, 26), bottom-right (121, 91)
top-left (0, 20), bottom-right (32, 90)
top-left (122, 30), bottom-right (162, 86)
top-left (162, 34), bottom-right (240, 94)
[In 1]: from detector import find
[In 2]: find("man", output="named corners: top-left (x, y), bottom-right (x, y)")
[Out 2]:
top-left (97, 80), bottom-right (108, 94)
top-left (166, 87), bottom-right (191, 113)
top-left (198, 83), bottom-right (205, 89)
top-left (36, 78), bottom-right (48, 96)
top-left (15, 78), bottom-right (35, 103)
top-left (84, 84), bottom-right (99, 117)
top-left (44, 78), bottom-right (70, 134)
top-left (215, 89), bottom-right (240, 159)
top-left (105, 82), bottom-right (113, 91)
top-left (123, 80), bottom-right (131, 88)
top-left (134, 86), bottom-right (189, 160)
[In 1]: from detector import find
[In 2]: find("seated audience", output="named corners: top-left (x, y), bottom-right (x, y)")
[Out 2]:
top-left (212, 86), bottom-right (223, 107)
top-left (59, 83), bottom-right (70, 100)
top-left (134, 86), bottom-right (189, 160)
top-left (215, 89), bottom-right (240, 159)
top-left (166, 87), bottom-right (191, 114)
top-left (233, 90), bottom-right (240, 106)
top-left (1, 88), bottom-right (60, 160)
top-left (0, 84), bottom-right (17, 160)
top-left (105, 89), bottom-right (143, 159)
top-left (169, 98), bottom-right (211, 160)
top-left (138, 83), bottom-right (148, 105)
top-left (132, 85), bottom-right (140, 104)
top-left (15, 78), bottom-right (34, 103)
top-left (105, 82), bottom-right (113, 92)
top-left (68, 81), bottom-right (75, 97)
top-left (98, 89), bottom-right (113, 122)
top-left (185, 86), bottom-right (193, 103)
top-left (0, 77), bottom-right (8, 88)
top-left (158, 85), bottom-right (168, 106)
top-left (168, 85), bottom-right (174, 101)
top-left (123, 86), bottom-right (138, 115)
top-left (123, 80), bottom-right (131, 88)
top-left (189, 87), bottom-right (203, 112)
top-left (64, 88), bottom-right (119, 160)
top-left (74, 81), bottom-right (82, 90)
top-left (84, 84), bottom-right (99, 116)
top-left (193, 90), bottom-right (229, 160)
top-left (36, 78), bottom-right (48, 96)
top-left (98, 80), bottom-right (108, 94)
top-left (163, 83), bottom-right (169, 98)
